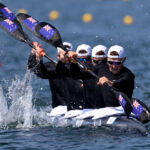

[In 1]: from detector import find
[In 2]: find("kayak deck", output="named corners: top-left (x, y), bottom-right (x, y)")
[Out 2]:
top-left (47, 106), bottom-right (147, 136)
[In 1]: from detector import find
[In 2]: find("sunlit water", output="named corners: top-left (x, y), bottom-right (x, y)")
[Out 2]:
top-left (1, 0), bottom-right (150, 149)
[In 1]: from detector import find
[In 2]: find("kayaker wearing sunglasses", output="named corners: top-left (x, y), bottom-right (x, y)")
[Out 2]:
top-left (68, 44), bottom-right (107, 109)
top-left (76, 44), bottom-right (92, 65)
top-left (92, 45), bottom-right (108, 66)
top-left (96, 45), bottom-right (134, 107)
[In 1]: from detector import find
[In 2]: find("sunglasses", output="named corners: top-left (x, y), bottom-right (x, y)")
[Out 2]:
top-left (93, 60), bottom-right (106, 64)
top-left (79, 57), bottom-right (91, 62)
top-left (107, 61), bottom-right (122, 66)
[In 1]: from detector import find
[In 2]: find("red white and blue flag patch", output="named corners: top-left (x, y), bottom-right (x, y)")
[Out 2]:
top-left (24, 17), bottom-right (38, 32)
top-left (0, 19), bottom-right (18, 33)
top-left (119, 94), bottom-right (126, 108)
top-left (0, 7), bottom-right (16, 20)
top-left (132, 100), bottom-right (145, 119)
top-left (39, 25), bottom-right (56, 40)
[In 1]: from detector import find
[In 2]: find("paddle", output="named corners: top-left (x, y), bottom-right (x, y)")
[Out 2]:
top-left (132, 98), bottom-right (150, 123)
top-left (0, 3), bottom-right (56, 65)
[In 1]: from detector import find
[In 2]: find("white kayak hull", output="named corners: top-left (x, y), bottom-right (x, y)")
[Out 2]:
top-left (47, 106), bottom-right (147, 135)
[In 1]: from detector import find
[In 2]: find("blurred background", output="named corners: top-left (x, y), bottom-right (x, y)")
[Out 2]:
top-left (1, 0), bottom-right (150, 106)
top-left (1, 0), bottom-right (150, 149)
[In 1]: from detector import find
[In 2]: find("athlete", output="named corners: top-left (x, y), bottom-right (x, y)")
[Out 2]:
top-left (96, 45), bottom-right (135, 106)
top-left (28, 41), bottom-right (72, 108)
top-left (67, 44), bottom-right (108, 109)
top-left (56, 45), bottom-right (85, 110)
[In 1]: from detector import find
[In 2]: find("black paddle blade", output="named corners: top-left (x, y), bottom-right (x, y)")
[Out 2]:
top-left (0, 2), bottom-right (23, 30)
top-left (108, 86), bottom-right (133, 117)
top-left (118, 92), bottom-right (133, 117)
top-left (0, 16), bottom-right (28, 42)
top-left (0, 2), bottom-right (16, 21)
top-left (17, 13), bottom-right (39, 37)
top-left (132, 98), bottom-right (150, 123)
top-left (35, 22), bottom-right (67, 51)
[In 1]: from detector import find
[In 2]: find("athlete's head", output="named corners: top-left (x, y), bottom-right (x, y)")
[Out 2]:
top-left (92, 45), bottom-right (107, 66)
top-left (76, 44), bottom-right (91, 64)
top-left (57, 42), bottom-right (73, 63)
top-left (63, 42), bottom-right (73, 51)
top-left (107, 45), bottom-right (126, 74)
top-left (57, 42), bottom-right (73, 53)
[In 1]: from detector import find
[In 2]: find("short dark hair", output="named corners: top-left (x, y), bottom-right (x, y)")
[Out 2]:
top-left (78, 50), bottom-right (87, 54)
top-left (110, 51), bottom-right (119, 56)
top-left (96, 51), bottom-right (105, 56)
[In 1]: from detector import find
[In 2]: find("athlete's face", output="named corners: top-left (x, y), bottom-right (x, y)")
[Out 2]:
top-left (107, 57), bottom-right (126, 74)
top-left (77, 56), bottom-right (91, 64)
top-left (92, 57), bottom-right (106, 66)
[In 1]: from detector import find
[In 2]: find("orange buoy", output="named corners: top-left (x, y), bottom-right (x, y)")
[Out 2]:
top-left (82, 13), bottom-right (93, 23)
top-left (123, 15), bottom-right (134, 25)
top-left (17, 9), bottom-right (27, 14)
top-left (49, 11), bottom-right (60, 20)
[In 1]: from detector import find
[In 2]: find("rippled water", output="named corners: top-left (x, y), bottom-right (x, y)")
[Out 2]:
top-left (1, 0), bottom-right (150, 149)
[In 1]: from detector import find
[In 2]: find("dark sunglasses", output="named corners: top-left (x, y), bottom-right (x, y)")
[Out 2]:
top-left (93, 60), bottom-right (106, 64)
top-left (79, 57), bottom-right (91, 62)
top-left (107, 61), bottom-right (122, 66)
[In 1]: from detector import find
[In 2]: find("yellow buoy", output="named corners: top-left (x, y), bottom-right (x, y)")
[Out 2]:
top-left (82, 13), bottom-right (93, 23)
top-left (17, 9), bottom-right (27, 14)
top-left (123, 0), bottom-right (129, 2)
top-left (49, 10), bottom-right (59, 20)
top-left (123, 15), bottom-right (134, 25)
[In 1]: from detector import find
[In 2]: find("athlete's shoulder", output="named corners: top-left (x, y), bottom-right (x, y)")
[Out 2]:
top-left (44, 61), bottom-right (56, 71)
top-left (121, 66), bottom-right (135, 78)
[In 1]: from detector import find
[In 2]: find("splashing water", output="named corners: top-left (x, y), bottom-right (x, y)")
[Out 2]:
top-left (0, 85), bottom-right (8, 124)
top-left (0, 70), bottom-right (55, 129)
top-left (0, 71), bottom-right (33, 129)
top-left (7, 71), bottom-right (33, 128)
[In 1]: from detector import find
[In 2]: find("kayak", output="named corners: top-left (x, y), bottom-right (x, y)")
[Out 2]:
top-left (47, 106), bottom-right (147, 136)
